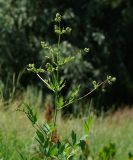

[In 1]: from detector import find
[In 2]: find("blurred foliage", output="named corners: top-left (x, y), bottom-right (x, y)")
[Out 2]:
top-left (0, 0), bottom-right (133, 109)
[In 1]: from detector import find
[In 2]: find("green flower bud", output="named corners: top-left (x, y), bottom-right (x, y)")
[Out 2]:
top-left (41, 41), bottom-right (49, 48)
top-left (65, 27), bottom-right (72, 33)
top-left (28, 63), bottom-right (35, 69)
top-left (92, 81), bottom-right (96, 85)
top-left (54, 13), bottom-right (61, 22)
top-left (92, 80), bottom-right (98, 89)
top-left (84, 48), bottom-right (90, 53)
top-left (27, 64), bottom-right (45, 73)
top-left (61, 29), bottom-right (66, 34)
top-left (107, 76), bottom-right (116, 85)
top-left (111, 77), bottom-right (116, 82)
top-left (54, 25), bottom-right (61, 34)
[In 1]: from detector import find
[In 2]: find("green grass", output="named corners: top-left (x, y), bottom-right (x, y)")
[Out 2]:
top-left (90, 111), bottom-right (133, 159)
top-left (0, 100), bottom-right (133, 160)
top-left (0, 100), bottom-right (34, 160)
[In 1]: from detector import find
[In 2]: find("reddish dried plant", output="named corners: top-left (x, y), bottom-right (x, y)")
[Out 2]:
top-left (44, 102), bottom-right (53, 123)
top-left (51, 129), bottom-right (59, 144)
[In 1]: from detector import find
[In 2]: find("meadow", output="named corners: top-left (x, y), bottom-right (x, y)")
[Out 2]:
top-left (0, 11), bottom-right (133, 160)
top-left (0, 97), bottom-right (133, 160)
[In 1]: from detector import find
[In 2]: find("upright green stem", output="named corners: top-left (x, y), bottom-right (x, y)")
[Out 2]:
top-left (53, 22), bottom-right (61, 128)
top-left (57, 22), bottom-right (61, 58)
top-left (57, 22), bottom-right (61, 81)
top-left (53, 93), bottom-right (58, 127)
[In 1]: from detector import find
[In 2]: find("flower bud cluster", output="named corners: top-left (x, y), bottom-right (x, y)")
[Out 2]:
top-left (107, 76), bottom-right (116, 85)
top-left (45, 63), bottom-right (55, 73)
top-left (92, 81), bottom-right (99, 89)
top-left (54, 25), bottom-right (72, 35)
top-left (54, 13), bottom-right (72, 35)
top-left (27, 64), bottom-right (45, 73)
top-left (65, 27), bottom-right (72, 33)
top-left (84, 48), bottom-right (90, 53)
top-left (54, 13), bottom-right (61, 22)
top-left (41, 41), bottom-right (50, 49)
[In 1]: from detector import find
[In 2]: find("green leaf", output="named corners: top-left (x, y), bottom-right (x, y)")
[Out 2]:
top-left (71, 130), bottom-right (77, 145)
top-left (42, 123), bottom-right (50, 133)
top-left (68, 155), bottom-right (74, 160)
top-left (84, 115), bottom-right (95, 135)
top-left (58, 142), bottom-right (65, 154)
top-left (79, 140), bottom-right (86, 151)
top-left (48, 76), bottom-right (66, 92)
top-left (98, 143), bottom-right (116, 160)
top-left (45, 63), bottom-right (55, 73)
top-left (36, 129), bottom-right (44, 142)
top-left (18, 103), bottom-right (38, 125)
top-left (49, 145), bottom-right (58, 157)
top-left (58, 56), bottom-right (75, 66)
top-left (58, 79), bottom-right (66, 92)
top-left (56, 96), bottom-right (64, 109)
top-left (67, 85), bottom-right (80, 103)
top-left (19, 152), bottom-right (27, 160)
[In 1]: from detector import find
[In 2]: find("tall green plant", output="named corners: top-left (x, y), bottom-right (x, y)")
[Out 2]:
top-left (18, 13), bottom-right (116, 160)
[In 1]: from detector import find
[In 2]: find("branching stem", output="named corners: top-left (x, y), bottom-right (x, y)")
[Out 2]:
top-left (58, 80), bottom-right (107, 110)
